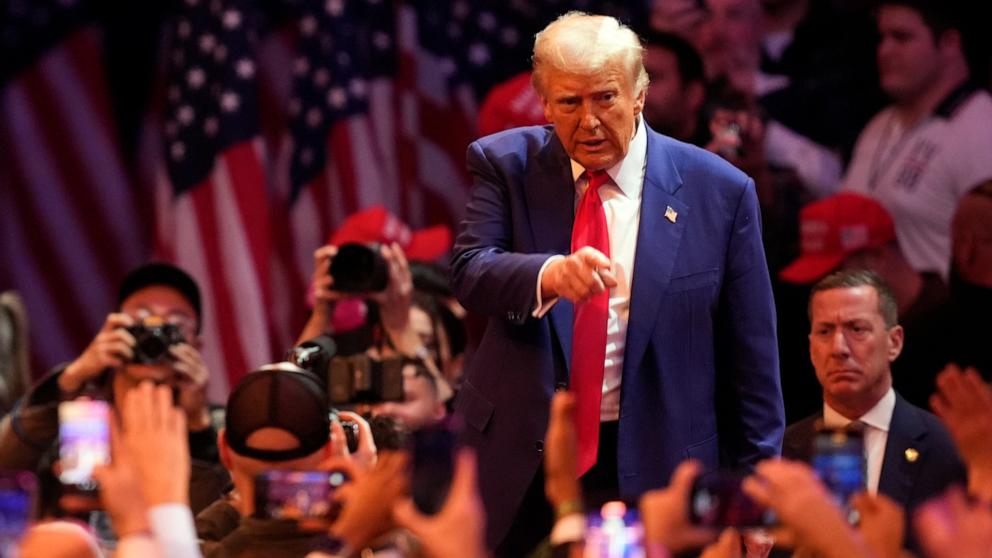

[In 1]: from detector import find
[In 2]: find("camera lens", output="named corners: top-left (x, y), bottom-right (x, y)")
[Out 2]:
top-left (329, 243), bottom-right (389, 292)
top-left (137, 335), bottom-right (169, 362)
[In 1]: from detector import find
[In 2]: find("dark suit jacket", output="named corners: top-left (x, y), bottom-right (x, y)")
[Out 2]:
top-left (451, 124), bottom-right (784, 548)
top-left (782, 393), bottom-right (966, 549)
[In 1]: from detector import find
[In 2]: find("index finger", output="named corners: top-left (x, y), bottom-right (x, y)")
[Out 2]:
top-left (336, 411), bottom-right (377, 458)
top-left (103, 313), bottom-right (135, 332)
top-left (575, 246), bottom-right (610, 269)
top-left (314, 245), bottom-right (338, 262)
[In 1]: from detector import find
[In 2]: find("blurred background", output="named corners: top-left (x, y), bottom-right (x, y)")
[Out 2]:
top-left (0, 0), bottom-right (650, 400)
top-left (2, 0), bottom-right (990, 410)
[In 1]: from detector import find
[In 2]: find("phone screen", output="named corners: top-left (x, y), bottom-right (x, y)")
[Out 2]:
top-left (585, 501), bottom-right (644, 558)
top-left (254, 470), bottom-right (349, 527)
top-left (58, 400), bottom-right (110, 492)
top-left (689, 471), bottom-right (776, 528)
top-left (0, 471), bottom-right (37, 555)
top-left (812, 425), bottom-right (865, 523)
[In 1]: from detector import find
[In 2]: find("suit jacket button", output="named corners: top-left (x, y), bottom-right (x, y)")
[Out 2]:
top-left (534, 441), bottom-right (544, 452)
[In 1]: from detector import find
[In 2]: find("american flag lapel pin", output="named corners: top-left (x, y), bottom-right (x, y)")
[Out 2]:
top-left (664, 205), bottom-right (678, 223)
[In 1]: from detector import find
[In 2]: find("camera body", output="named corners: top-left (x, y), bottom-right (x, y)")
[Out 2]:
top-left (126, 322), bottom-right (185, 364)
top-left (329, 243), bottom-right (388, 293)
top-left (327, 354), bottom-right (404, 405)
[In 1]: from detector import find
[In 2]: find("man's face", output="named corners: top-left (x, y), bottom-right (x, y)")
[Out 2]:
top-left (876, 6), bottom-right (943, 103)
top-left (370, 364), bottom-right (444, 431)
top-left (643, 46), bottom-right (691, 137)
top-left (698, 0), bottom-right (761, 78)
top-left (541, 63), bottom-right (645, 171)
top-left (119, 284), bottom-right (198, 384)
top-left (808, 286), bottom-right (903, 409)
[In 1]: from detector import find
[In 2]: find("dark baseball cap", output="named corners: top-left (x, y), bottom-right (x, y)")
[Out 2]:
top-left (224, 363), bottom-right (330, 462)
top-left (117, 262), bottom-right (202, 330)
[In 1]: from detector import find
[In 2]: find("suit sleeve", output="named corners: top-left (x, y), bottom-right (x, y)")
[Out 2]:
top-left (717, 177), bottom-right (785, 466)
top-left (451, 141), bottom-right (557, 325)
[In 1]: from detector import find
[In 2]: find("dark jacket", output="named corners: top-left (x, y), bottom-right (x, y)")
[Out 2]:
top-left (783, 392), bottom-right (966, 550)
top-left (201, 517), bottom-right (324, 558)
top-left (0, 365), bottom-right (231, 514)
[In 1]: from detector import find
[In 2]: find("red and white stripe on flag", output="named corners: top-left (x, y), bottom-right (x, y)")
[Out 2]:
top-left (151, 138), bottom-right (274, 402)
top-left (0, 28), bottom-right (144, 375)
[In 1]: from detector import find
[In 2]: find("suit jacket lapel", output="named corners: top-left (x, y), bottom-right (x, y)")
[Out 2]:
top-left (878, 395), bottom-right (927, 508)
top-left (623, 129), bottom-right (686, 379)
top-left (523, 130), bottom-right (575, 372)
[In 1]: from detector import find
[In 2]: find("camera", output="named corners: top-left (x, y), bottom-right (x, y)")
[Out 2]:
top-left (126, 321), bottom-right (185, 364)
top-left (329, 410), bottom-right (360, 453)
top-left (289, 335), bottom-right (404, 405)
top-left (329, 243), bottom-right (388, 293)
top-left (328, 354), bottom-right (404, 405)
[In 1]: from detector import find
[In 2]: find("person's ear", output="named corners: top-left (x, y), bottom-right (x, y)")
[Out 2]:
top-left (431, 401), bottom-right (446, 423)
top-left (633, 86), bottom-right (646, 116)
top-left (541, 94), bottom-right (554, 123)
top-left (686, 81), bottom-right (705, 114)
top-left (887, 324), bottom-right (905, 362)
top-left (218, 428), bottom-right (233, 470)
top-left (937, 29), bottom-right (962, 58)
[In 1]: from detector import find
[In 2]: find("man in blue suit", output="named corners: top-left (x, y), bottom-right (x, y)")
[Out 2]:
top-left (450, 13), bottom-right (784, 554)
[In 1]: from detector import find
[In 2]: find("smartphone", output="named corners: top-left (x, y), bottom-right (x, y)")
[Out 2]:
top-left (410, 418), bottom-right (459, 515)
top-left (58, 400), bottom-right (110, 495)
top-left (0, 471), bottom-right (37, 555)
top-left (254, 470), bottom-right (350, 529)
top-left (812, 423), bottom-right (865, 524)
top-left (689, 470), bottom-right (776, 528)
top-left (585, 500), bottom-right (644, 558)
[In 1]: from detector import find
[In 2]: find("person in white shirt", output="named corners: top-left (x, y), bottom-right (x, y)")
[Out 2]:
top-left (841, 0), bottom-right (992, 280)
top-left (782, 268), bottom-right (965, 551)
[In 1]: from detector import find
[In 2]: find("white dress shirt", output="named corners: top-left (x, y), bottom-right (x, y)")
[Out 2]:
top-left (823, 387), bottom-right (896, 494)
top-left (534, 116), bottom-right (647, 422)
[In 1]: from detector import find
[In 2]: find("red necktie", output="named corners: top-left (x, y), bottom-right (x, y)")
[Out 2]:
top-left (571, 170), bottom-right (611, 476)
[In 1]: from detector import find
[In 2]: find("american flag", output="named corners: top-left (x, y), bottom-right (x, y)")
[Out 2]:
top-left (269, 0), bottom-right (483, 350)
top-left (151, 0), bottom-right (273, 399)
top-left (0, 0), bottom-right (145, 373)
top-left (1, 0), bottom-right (649, 398)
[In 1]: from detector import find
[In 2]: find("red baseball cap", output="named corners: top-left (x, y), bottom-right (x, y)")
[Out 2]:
top-left (328, 206), bottom-right (452, 262)
top-left (477, 71), bottom-right (547, 137)
top-left (778, 193), bottom-right (896, 284)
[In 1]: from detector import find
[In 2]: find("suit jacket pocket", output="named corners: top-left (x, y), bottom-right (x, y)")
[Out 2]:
top-left (454, 381), bottom-right (495, 433)
top-left (667, 269), bottom-right (719, 293)
top-left (684, 433), bottom-right (719, 467)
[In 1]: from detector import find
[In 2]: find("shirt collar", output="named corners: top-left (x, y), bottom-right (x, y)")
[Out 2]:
top-left (933, 80), bottom-right (979, 119)
top-left (823, 387), bottom-right (896, 433)
top-left (569, 114), bottom-right (647, 199)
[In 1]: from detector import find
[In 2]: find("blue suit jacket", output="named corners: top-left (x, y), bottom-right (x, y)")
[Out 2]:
top-left (451, 124), bottom-right (784, 548)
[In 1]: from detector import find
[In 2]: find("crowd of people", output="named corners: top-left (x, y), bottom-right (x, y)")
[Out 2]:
top-left (1, 0), bottom-right (991, 556)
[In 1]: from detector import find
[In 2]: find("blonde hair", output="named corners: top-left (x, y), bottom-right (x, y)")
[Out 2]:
top-left (531, 12), bottom-right (649, 98)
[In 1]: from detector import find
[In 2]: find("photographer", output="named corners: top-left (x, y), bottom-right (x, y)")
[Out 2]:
top-left (203, 363), bottom-right (390, 558)
top-left (297, 211), bottom-right (454, 406)
top-left (0, 263), bottom-right (229, 515)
